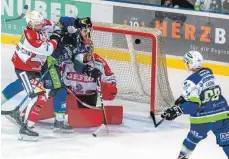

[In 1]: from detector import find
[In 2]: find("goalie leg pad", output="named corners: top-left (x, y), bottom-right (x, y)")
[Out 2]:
top-left (68, 105), bottom-right (123, 128)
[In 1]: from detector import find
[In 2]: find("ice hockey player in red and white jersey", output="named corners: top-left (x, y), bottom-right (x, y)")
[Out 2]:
top-left (61, 39), bottom-right (117, 107)
top-left (11, 10), bottom-right (62, 140)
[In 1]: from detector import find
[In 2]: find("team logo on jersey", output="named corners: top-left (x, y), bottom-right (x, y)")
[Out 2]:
top-left (183, 81), bottom-right (191, 90)
top-left (67, 72), bottom-right (94, 82)
top-left (191, 130), bottom-right (203, 139)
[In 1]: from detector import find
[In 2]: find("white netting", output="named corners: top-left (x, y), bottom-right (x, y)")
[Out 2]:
top-left (91, 22), bottom-right (174, 113)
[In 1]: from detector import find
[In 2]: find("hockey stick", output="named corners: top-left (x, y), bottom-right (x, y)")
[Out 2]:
top-left (65, 87), bottom-right (100, 110)
top-left (1, 5), bottom-right (28, 22)
top-left (1, 61), bottom-right (55, 115)
top-left (84, 29), bottom-right (108, 137)
top-left (150, 97), bottom-right (184, 127)
top-left (92, 78), bottom-right (107, 137)
top-left (150, 111), bottom-right (166, 128)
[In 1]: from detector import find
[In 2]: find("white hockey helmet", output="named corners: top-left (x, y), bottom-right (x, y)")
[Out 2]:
top-left (184, 50), bottom-right (203, 70)
top-left (26, 11), bottom-right (44, 30)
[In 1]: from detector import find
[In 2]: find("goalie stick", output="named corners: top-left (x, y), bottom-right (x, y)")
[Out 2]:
top-left (85, 29), bottom-right (107, 137)
top-left (1, 5), bottom-right (28, 22)
top-left (65, 87), bottom-right (100, 110)
top-left (92, 78), bottom-right (108, 137)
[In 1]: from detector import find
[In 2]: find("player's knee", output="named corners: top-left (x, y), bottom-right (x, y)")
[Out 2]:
top-left (49, 88), bottom-right (67, 98)
top-left (182, 131), bottom-right (207, 151)
top-left (188, 130), bottom-right (207, 143)
top-left (48, 89), bottom-right (58, 97)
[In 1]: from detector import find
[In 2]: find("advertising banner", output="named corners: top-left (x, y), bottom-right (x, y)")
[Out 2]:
top-left (113, 6), bottom-right (229, 63)
top-left (1, 0), bottom-right (91, 35)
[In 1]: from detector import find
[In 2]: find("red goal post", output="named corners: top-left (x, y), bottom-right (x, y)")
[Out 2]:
top-left (91, 22), bottom-right (174, 113)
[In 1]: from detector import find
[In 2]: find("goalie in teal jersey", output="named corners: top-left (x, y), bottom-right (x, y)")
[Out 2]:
top-left (161, 50), bottom-right (229, 158)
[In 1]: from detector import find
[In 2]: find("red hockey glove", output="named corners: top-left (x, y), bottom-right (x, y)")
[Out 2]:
top-left (100, 82), bottom-right (117, 100)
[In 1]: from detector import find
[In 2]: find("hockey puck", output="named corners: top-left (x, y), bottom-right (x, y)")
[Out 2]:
top-left (135, 39), bottom-right (141, 44)
top-left (92, 133), bottom-right (97, 137)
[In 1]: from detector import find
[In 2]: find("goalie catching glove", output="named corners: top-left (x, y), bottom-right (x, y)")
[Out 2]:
top-left (83, 65), bottom-right (102, 79)
top-left (161, 105), bottom-right (183, 120)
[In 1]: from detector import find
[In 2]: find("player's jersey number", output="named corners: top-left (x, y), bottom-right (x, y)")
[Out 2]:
top-left (202, 87), bottom-right (221, 104)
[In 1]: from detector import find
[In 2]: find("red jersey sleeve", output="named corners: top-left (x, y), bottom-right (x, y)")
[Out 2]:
top-left (94, 53), bottom-right (114, 76)
top-left (23, 28), bottom-right (57, 56)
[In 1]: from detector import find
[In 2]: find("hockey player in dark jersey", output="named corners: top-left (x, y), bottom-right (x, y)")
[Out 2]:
top-left (161, 50), bottom-right (229, 158)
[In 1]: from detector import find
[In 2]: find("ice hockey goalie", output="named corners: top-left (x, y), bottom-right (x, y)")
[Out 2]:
top-left (38, 40), bottom-right (123, 128)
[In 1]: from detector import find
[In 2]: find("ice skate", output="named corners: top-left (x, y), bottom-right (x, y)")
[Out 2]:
top-left (5, 107), bottom-right (24, 128)
top-left (53, 120), bottom-right (74, 133)
top-left (18, 123), bottom-right (39, 141)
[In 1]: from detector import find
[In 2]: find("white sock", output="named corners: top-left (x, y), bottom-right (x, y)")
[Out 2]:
top-left (55, 113), bottom-right (65, 121)
top-left (27, 121), bottom-right (35, 128)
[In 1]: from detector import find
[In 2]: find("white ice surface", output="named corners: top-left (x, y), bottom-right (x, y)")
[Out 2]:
top-left (1, 44), bottom-right (229, 159)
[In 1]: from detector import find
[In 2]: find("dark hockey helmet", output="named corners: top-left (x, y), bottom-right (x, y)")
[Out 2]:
top-left (74, 17), bottom-right (92, 29)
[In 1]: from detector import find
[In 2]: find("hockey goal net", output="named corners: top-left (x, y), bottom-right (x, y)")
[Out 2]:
top-left (91, 22), bottom-right (174, 113)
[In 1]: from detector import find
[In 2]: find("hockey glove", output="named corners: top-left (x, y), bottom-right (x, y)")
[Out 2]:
top-left (83, 65), bottom-right (102, 79)
top-left (50, 30), bottom-right (63, 43)
top-left (174, 95), bottom-right (187, 106)
top-left (161, 105), bottom-right (183, 120)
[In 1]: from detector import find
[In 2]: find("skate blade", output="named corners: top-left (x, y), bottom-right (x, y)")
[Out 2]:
top-left (18, 134), bottom-right (38, 141)
top-left (5, 116), bottom-right (21, 128)
top-left (53, 128), bottom-right (74, 134)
